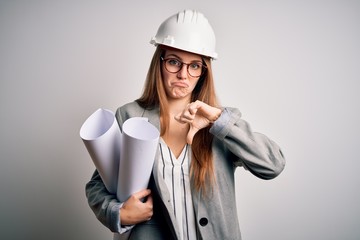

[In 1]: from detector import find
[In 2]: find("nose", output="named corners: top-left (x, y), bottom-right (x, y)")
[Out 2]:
top-left (177, 64), bottom-right (188, 79)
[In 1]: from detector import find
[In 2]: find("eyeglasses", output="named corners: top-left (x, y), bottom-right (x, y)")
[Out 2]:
top-left (161, 57), bottom-right (207, 78)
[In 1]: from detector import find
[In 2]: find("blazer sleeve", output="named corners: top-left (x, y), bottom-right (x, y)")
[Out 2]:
top-left (85, 170), bottom-right (135, 234)
top-left (209, 107), bottom-right (286, 179)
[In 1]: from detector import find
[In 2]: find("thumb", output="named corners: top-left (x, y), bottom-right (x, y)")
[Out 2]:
top-left (187, 125), bottom-right (200, 144)
top-left (133, 189), bottom-right (151, 200)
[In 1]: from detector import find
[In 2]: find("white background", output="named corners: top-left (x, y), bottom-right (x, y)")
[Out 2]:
top-left (1, 0), bottom-right (359, 239)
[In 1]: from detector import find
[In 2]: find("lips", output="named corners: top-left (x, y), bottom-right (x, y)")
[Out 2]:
top-left (172, 81), bottom-right (189, 88)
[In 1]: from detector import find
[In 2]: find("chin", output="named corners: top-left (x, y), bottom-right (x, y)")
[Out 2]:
top-left (174, 89), bottom-right (190, 96)
top-left (173, 92), bottom-right (189, 99)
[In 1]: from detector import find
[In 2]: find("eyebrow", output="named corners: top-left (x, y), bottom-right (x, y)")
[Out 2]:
top-left (165, 54), bottom-right (202, 62)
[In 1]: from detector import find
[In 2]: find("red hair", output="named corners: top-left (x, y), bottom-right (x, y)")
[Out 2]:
top-left (137, 46), bottom-right (219, 193)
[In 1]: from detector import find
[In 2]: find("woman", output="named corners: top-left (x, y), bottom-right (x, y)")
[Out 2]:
top-left (86, 10), bottom-right (285, 240)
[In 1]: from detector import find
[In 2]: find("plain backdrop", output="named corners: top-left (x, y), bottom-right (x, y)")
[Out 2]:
top-left (1, 0), bottom-right (359, 239)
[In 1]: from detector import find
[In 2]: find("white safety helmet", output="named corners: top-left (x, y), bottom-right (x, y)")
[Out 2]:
top-left (150, 10), bottom-right (218, 59)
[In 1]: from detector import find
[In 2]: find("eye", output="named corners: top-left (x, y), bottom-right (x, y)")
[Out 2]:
top-left (167, 58), bottom-right (181, 67)
top-left (189, 62), bottom-right (202, 70)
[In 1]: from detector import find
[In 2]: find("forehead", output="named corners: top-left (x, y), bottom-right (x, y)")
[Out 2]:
top-left (164, 48), bottom-right (202, 61)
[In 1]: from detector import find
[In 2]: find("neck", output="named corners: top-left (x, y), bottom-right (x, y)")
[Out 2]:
top-left (167, 96), bottom-right (191, 116)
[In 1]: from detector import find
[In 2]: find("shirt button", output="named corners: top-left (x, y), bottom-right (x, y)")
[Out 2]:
top-left (199, 217), bottom-right (208, 226)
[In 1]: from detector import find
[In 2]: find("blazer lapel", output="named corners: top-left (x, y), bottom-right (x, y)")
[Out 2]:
top-left (141, 107), bottom-right (182, 239)
top-left (141, 107), bottom-right (160, 131)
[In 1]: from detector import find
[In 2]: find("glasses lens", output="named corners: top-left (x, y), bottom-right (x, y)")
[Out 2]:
top-left (165, 59), bottom-right (181, 73)
top-left (188, 62), bottom-right (203, 77)
top-left (164, 58), bottom-right (204, 77)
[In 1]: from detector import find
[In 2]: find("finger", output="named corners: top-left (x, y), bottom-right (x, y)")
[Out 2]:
top-left (188, 106), bottom-right (197, 115)
top-left (188, 100), bottom-right (204, 114)
top-left (144, 194), bottom-right (153, 220)
top-left (187, 125), bottom-right (200, 144)
top-left (182, 110), bottom-right (195, 121)
top-left (175, 113), bottom-right (193, 124)
top-left (132, 189), bottom-right (151, 200)
top-left (174, 114), bottom-right (187, 124)
top-left (145, 194), bottom-right (153, 205)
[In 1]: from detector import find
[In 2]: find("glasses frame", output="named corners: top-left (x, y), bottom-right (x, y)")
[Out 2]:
top-left (161, 57), bottom-right (207, 78)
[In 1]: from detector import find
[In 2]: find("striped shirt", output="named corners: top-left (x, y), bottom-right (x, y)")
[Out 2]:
top-left (158, 138), bottom-right (197, 240)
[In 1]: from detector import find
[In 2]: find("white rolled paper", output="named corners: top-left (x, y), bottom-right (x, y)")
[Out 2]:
top-left (80, 109), bottom-right (160, 202)
top-left (117, 117), bottom-right (160, 202)
top-left (80, 108), bottom-right (120, 194)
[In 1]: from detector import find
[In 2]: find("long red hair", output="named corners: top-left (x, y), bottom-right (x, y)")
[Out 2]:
top-left (137, 46), bottom-right (219, 193)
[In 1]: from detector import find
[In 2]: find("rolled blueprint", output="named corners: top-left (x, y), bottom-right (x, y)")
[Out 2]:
top-left (80, 108), bottom-right (120, 194)
top-left (117, 117), bottom-right (160, 202)
top-left (80, 109), bottom-right (160, 202)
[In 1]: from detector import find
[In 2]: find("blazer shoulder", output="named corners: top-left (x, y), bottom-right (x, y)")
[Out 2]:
top-left (118, 101), bottom-right (143, 113)
top-left (116, 101), bottom-right (145, 124)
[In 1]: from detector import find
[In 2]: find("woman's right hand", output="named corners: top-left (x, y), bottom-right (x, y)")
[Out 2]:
top-left (120, 189), bottom-right (153, 225)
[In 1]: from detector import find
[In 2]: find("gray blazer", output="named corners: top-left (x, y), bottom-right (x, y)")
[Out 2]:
top-left (86, 101), bottom-right (286, 240)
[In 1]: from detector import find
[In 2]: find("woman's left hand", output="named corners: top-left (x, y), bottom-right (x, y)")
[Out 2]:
top-left (175, 100), bottom-right (222, 144)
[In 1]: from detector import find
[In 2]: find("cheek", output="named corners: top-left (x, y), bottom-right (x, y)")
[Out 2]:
top-left (162, 75), bottom-right (171, 89)
top-left (190, 79), bottom-right (200, 90)
top-left (161, 67), bottom-right (171, 86)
